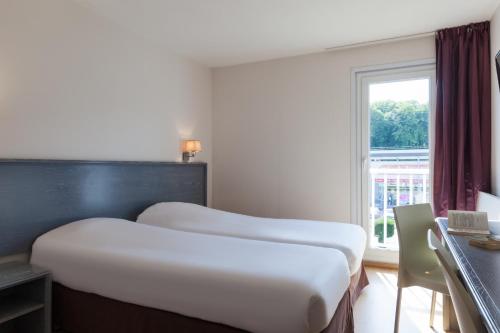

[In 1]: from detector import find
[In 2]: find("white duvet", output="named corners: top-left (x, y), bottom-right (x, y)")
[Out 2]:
top-left (31, 218), bottom-right (350, 333)
top-left (137, 203), bottom-right (366, 274)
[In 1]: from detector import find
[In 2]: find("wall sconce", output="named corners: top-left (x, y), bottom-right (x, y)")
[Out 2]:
top-left (182, 140), bottom-right (202, 162)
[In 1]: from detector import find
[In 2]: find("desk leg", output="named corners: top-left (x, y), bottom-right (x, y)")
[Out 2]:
top-left (443, 294), bottom-right (459, 332)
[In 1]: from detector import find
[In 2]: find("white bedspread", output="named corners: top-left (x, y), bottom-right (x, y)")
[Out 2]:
top-left (137, 203), bottom-right (366, 274)
top-left (31, 218), bottom-right (350, 333)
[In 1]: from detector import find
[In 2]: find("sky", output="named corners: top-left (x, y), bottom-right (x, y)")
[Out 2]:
top-left (369, 78), bottom-right (429, 104)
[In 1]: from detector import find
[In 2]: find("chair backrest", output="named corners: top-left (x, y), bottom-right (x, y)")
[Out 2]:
top-left (477, 191), bottom-right (500, 220)
top-left (427, 230), bottom-right (485, 333)
top-left (393, 204), bottom-right (439, 286)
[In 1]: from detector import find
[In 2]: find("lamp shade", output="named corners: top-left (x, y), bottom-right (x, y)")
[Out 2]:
top-left (182, 140), bottom-right (202, 153)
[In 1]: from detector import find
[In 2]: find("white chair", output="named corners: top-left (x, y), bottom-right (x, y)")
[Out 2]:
top-left (393, 204), bottom-right (449, 333)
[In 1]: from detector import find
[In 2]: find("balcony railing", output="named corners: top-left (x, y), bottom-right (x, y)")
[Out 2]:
top-left (369, 167), bottom-right (430, 249)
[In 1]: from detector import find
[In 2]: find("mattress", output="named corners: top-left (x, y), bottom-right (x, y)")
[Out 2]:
top-left (31, 218), bottom-right (350, 333)
top-left (137, 203), bottom-right (366, 274)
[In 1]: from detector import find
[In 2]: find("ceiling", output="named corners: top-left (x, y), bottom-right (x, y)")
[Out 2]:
top-left (76, 0), bottom-right (500, 67)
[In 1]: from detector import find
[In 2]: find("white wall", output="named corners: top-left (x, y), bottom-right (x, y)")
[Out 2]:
top-left (0, 0), bottom-right (212, 196)
top-left (0, 0), bottom-right (212, 261)
top-left (491, 5), bottom-right (500, 196)
top-left (213, 37), bottom-right (434, 222)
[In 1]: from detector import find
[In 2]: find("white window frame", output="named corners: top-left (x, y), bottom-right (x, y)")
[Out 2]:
top-left (350, 59), bottom-right (436, 263)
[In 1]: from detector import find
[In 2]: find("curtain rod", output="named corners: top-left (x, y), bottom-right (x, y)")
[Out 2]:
top-left (324, 31), bottom-right (435, 52)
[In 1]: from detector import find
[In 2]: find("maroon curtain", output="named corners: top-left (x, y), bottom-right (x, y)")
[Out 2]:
top-left (433, 21), bottom-right (491, 217)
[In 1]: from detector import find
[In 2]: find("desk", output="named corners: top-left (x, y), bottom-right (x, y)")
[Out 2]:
top-left (436, 218), bottom-right (500, 333)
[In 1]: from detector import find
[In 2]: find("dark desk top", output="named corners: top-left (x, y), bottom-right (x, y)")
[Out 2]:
top-left (436, 218), bottom-right (500, 333)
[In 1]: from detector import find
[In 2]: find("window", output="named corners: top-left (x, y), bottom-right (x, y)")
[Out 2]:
top-left (351, 61), bottom-right (435, 263)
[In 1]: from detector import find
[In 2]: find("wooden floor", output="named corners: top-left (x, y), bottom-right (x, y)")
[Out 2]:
top-left (354, 267), bottom-right (445, 333)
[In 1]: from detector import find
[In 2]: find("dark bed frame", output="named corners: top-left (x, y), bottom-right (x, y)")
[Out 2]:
top-left (0, 159), bottom-right (207, 256)
top-left (0, 159), bottom-right (366, 333)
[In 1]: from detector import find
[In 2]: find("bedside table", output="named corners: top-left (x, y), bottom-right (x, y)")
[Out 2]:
top-left (0, 262), bottom-right (51, 333)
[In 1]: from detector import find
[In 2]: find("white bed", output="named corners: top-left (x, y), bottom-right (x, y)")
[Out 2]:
top-left (137, 203), bottom-right (366, 274)
top-left (31, 218), bottom-right (350, 333)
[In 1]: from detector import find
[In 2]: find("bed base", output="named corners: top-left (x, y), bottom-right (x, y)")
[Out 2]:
top-left (53, 265), bottom-right (368, 333)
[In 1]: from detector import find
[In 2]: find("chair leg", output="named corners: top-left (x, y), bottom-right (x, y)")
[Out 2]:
top-left (429, 291), bottom-right (437, 328)
top-left (394, 287), bottom-right (403, 333)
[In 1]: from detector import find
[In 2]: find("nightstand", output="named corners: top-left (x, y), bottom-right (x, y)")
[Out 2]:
top-left (0, 262), bottom-right (51, 333)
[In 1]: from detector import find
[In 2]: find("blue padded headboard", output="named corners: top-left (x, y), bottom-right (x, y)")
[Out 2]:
top-left (0, 159), bottom-right (207, 255)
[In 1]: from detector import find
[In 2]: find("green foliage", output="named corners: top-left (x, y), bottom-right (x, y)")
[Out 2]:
top-left (374, 217), bottom-right (395, 243)
top-left (370, 100), bottom-right (429, 150)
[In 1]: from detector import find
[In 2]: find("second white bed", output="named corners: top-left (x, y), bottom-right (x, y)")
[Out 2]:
top-left (138, 203), bottom-right (366, 274)
top-left (31, 218), bottom-right (350, 333)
